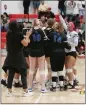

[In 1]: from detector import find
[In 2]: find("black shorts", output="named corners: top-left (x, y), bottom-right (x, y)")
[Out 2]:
top-left (50, 52), bottom-right (65, 72)
top-left (23, 48), bottom-right (29, 57)
top-left (66, 52), bottom-right (77, 59)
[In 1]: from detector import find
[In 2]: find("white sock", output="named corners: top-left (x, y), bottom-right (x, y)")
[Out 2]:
top-left (6, 79), bottom-right (8, 84)
top-left (14, 79), bottom-right (19, 83)
top-left (69, 81), bottom-right (73, 85)
top-left (59, 81), bottom-right (64, 87)
top-left (52, 82), bottom-right (56, 87)
top-left (73, 74), bottom-right (77, 80)
top-left (65, 75), bottom-right (69, 81)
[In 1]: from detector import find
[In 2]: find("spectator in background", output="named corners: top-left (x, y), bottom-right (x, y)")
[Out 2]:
top-left (23, 0), bottom-right (30, 14)
top-left (1, 12), bottom-right (10, 32)
top-left (64, 0), bottom-right (76, 18)
top-left (3, 4), bottom-right (9, 14)
top-left (78, 1), bottom-right (85, 16)
top-left (33, 0), bottom-right (40, 14)
top-left (81, 17), bottom-right (85, 32)
top-left (72, 14), bottom-right (80, 29)
top-left (23, 0), bottom-right (32, 23)
top-left (58, 0), bottom-right (66, 15)
top-left (73, 1), bottom-right (80, 16)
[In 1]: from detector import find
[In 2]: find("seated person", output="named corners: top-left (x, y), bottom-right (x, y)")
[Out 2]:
top-left (1, 12), bottom-right (10, 32)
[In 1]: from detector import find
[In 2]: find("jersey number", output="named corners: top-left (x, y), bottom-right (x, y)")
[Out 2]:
top-left (54, 35), bottom-right (62, 43)
top-left (33, 34), bottom-right (41, 42)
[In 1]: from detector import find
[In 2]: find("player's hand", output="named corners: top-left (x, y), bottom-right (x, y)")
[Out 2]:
top-left (26, 29), bottom-right (32, 37)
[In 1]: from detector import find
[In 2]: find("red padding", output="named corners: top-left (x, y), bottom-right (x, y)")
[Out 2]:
top-left (1, 32), bottom-right (7, 37)
top-left (9, 14), bottom-right (59, 19)
top-left (9, 14), bottom-right (38, 19)
top-left (1, 43), bottom-right (6, 49)
top-left (10, 18), bottom-right (17, 21)
top-left (1, 32), bottom-right (7, 49)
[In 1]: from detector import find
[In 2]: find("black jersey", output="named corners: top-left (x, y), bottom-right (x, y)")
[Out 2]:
top-left (44, 27), bottom-right (54, 57)
top-left (29, 28), bottom-right (45, 57)
top-left (6, 31), bottom-right (24, 53)
top-left (48, 31), bottom-right (71, 55)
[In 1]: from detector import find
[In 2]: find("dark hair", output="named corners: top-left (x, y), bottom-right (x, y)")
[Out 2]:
top-left (3, 12), bottom-right (9, 18)
top-left (9, 21), bottom-right (19, 32)
top-left (18, 23), bottom-right (24, 32)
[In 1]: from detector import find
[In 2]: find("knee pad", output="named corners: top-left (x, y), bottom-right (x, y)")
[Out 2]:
top-left (57, 71), bottom-right (64, 76)
top-left (52, 71), bottom-right (57, 77)
top-left (66, 69), bottom-right (73, 73)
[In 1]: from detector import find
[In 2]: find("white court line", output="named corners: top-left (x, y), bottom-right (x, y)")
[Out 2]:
top-left (34, 93), bottom-right (43, 104)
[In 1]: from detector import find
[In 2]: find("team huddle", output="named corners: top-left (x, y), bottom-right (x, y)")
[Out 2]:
top-left (1, 10), bottom-right (79, 97)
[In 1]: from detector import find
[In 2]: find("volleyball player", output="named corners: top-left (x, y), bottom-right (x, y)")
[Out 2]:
top-left (59, 12), bottom-right (79, 89)
top-left (44, 18), bottom-right (55, 87)
top-left (48, 22), bottom-right (71, 91)
top-left (28, 19), bottom-right (47, 93)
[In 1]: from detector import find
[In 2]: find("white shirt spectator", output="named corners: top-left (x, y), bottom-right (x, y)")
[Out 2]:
top-left (64, 1), bottom-right (76, 15)
top-left (4, 9), bottom-right (10, 14)
top-left (2, 4), bottom-right (10, 14)
top-left (73, 1), bottom-right (80, 15)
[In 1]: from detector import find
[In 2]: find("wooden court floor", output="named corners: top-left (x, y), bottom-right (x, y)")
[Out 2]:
top-left (1, 56), bottom-right (85, 104)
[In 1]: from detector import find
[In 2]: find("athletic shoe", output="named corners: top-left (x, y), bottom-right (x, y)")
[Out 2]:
top-left (23, 91), bottom-right (33, 97)
top-left (64, 84), bottom-right (68, 91)
top-left (41, 88), bottom-right (48, 93)
top-left (63, 79), bottom-right (68, 91)
top-left (1, 79), bottom-right (7, 86)
top-left (68, 83), bottom-right (75, 89)
top-left (14, 82), bottom-right (22, 88)
top-left (7, 91), bottom-right (13, 97)
top-left (28, 88), bottom-right (33, 92)
top-left (27, 88), bottom-right (34, 95)
top-left (74, 79), bottom-right (79, 86)
top-left (45, 80), bottom-right (52, 89)
top-left (60, 86), bottom-right (64, 91)
top-left (50, 87), bottom-right (56, 92)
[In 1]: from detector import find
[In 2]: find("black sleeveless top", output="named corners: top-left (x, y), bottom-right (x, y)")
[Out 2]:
top-left (2, 31), bottom-right (28, 73)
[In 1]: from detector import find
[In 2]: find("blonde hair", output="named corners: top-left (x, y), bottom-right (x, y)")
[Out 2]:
top-left (53, 22), bottom-right (64, 33)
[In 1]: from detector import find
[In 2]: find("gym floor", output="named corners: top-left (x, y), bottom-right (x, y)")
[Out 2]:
top-left (1, 52), bottom-right (85, 104)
